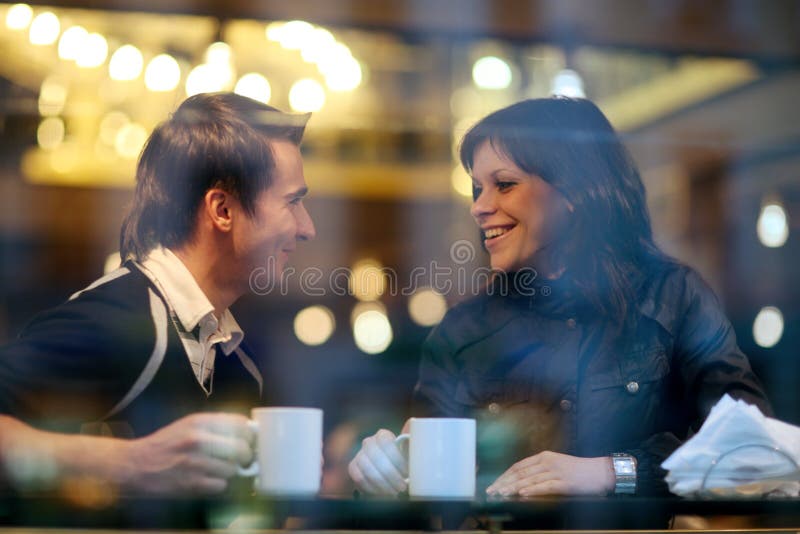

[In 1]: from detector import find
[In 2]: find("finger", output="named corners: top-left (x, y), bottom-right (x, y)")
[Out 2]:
top-left (518, 478), bottom-right (565, 497)
top-left (374, 430), bottom-right (408, 475)
top-left (186, 475), bottom-right (229, 495)
top-left (199, 434), bottom-right (254, 466)
top-left (363, 438), bottom-right (407, 492)
top-left (354, 452), bottom-right (402, 495)
top-left (348, 459), bottom-right (382, 495)
top-left (487, 454), bottom-right (546, 493)
top-left (199, 413), bottom-right (255, 445)
top-left (505, 470), bottom-right (558, 496)
top-left (189, 454), bottom-right (240, 480)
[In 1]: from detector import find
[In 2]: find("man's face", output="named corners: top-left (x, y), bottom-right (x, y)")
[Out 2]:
top-left (232, 139), bottom-right (315, 290)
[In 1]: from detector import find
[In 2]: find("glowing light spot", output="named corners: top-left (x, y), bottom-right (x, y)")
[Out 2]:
top-left (352, 303), bottom-right (393, 354)
top-left (451, 165), bottom-right (472, 198)
top-left (472, 56), bottom-right (512, 90)
top-left (109, 45), bottom-right (143, 81)
top-left (294, 305), bottom-right (336, 346)
top-left (57, 25), bottom-right (87, 60)
top-left (144, 54), bottom-right (181, 92)
top-left (114, 122), bottom-right (148, 159)
top-left (38, 76), bottom-right (67, 116)
top-left (99, 111), bottom-right (129, 146)
top-left (551, 69), bottom-right (586, 98)
top-left (29, 11), bottom-right (59, 46)
top-left (757, 202), bottom-right (789, 248)
top-left (6, 4), bottom-right (33, 31)
top-left (753, 306), bottom-right (784, 348)
top-left (37, 117), bottom-right (64, 150)
top-left (279, 20), bottom-right (315, 50)
top-left (289, 78), bottom-right (325, 112)
top-left (75, 33), bottom-right (108, 68)
top-left (349, 259), bottom-right (387, 302)
top-left (408, 288), bottom-right (448, 327)
top-left (234, 73), bottom-right (271, 104)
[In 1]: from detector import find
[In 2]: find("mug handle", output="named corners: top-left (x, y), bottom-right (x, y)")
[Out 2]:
top-left (394, 433), bottom-right (411, 485)
top-left (237, 420), bottom-right (260, 477)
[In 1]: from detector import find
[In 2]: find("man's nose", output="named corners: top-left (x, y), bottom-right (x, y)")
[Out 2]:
top-left (297, 204), bottom-right (316, 242)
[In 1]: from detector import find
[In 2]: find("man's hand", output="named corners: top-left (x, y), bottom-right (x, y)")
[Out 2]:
top-left (486, 451), bottom-right (615, 497)
top-left (348, 429), bottom-right (408, 496)
top-left (123, 413), bottom-right (255, 495)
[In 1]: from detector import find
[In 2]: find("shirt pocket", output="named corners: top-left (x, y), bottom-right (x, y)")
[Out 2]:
top-left (454, 372), bottom-right (533, 408)
top-left (589, 346), bottom-right (670, 392)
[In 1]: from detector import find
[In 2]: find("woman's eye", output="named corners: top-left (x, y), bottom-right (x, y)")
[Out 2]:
top-left (496, 181), bottom-right (515, 191)
top-left (472, 185), bottom-right (482, 201)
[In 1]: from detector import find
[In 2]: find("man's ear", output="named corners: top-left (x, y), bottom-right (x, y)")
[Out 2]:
top-left (203, 188), bottom-right (234, 233)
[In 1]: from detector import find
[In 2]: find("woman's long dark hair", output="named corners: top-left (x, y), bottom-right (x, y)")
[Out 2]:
top-left (460, 97), bottom-right (674, 329)
top-left (119, 92), bottom-right (308, 261)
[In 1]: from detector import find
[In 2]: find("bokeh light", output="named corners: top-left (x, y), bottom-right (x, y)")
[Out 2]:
top-left (114, 123), bottom-right (148, 159)
top-left (472, 56), bottom-right (512, 90)
top-left (234, 73), bottom-right (271, 104)
top-left (294, 305), bottom-right (336, 346)
top-left (753, 306), bottom-right (784, 348)
top-left (352, 302), bottom-right (393, 354)
top-left (349, 259), bottom-right (387, 302)
top-left (37, 117), bottom-right (65, 150)
top-left (289, 78), bottom-right (325, 112)
top-left (38, 76), bottom-right (68, 116)
top-left (551, 69), bottom-right (586, 98)
top-left (757, 202), bottom-right (789, 248)
top-left (57, 25), bottom-right (87, 60)
top-left (75, 33), bottom-right (108, 68)
top-left (408, 288), bottom-right (448, 327)
top-left (144, 54), bottom-right (181, 92)
top-left (5, 4), bottom-right (33, 30)
top-left (29, 11), bottom-right (60, 46)
top-left (109, 45), bottom-right (143, 81)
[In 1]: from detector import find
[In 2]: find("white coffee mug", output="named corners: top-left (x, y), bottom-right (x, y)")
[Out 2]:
top-left (395, 417), bottom-right (476, 499)
top-left (238, 407), bottom-right (323, 495)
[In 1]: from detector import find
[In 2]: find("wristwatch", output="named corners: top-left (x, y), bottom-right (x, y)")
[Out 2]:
top-left (611, 453), bottom-right (637, 494)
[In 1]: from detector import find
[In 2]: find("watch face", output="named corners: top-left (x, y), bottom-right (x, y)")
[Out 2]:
top-left (614, 457), bottom-right (635, 474)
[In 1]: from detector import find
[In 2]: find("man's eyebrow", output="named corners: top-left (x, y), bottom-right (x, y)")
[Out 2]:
top-left (285, 186), bottom-right (308, 199)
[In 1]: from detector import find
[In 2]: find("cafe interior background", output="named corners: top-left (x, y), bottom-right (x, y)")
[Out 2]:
top-left (0, 0), bottom-right (798, 488)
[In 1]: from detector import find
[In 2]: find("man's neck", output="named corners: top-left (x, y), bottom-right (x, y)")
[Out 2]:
top-left (171, 245), bottom-right (238, 318)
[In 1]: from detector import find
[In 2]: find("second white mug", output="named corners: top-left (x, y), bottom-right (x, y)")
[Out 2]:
top-left (395, 417), bottom-right (476, 499)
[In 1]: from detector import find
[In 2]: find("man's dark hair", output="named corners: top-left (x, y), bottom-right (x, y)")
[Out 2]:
top-left (119, 92), bottom-right (309, 261)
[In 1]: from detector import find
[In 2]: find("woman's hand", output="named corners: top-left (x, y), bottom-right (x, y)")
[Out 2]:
top-left (347, 429), bottom-right (408, 496)
top-left (486, 451), bottom-right (615, 497)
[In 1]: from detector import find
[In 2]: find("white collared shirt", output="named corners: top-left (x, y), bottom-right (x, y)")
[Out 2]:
top-left (139, 247), bottom-right (244, 395)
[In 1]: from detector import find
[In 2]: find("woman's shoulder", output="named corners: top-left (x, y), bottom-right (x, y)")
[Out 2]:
top-left (637, 260), bottom-right (722, 335)
top-left (427, 292), bottom-right (521, 351)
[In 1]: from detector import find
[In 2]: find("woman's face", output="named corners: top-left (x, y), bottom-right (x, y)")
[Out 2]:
top-left (469, 140), bottom-right (572, 274)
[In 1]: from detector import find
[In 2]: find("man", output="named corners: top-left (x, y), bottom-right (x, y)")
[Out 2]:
top-left (0, 92), bottom-right (315, 494)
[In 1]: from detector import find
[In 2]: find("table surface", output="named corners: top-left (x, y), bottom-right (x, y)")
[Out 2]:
top-left (2, 493), bottom-right (800, 530)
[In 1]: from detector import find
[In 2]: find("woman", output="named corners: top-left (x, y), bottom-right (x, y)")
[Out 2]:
top-left (349, 98), bottom-right (770, 497)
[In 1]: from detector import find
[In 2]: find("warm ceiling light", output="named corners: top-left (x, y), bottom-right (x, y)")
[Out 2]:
top-left (234, 73), bottom-right (271, 104)
top-left (38, 76), bottom-right (68, 116)
top-left (300, 27), bottom-right (335, 64)
top-left (114, 122), bottom-right (148, 159)
top-left (289, 78), bottom-right (325, 112)
top-left (57, 25), bottom-right (86, 60)
top-left (37, 117), bottom-right (65, 150)
top-left (186, 64), bottom-right (223, 96)
top-left (551, 69), bottom-right (586, 98)
top-left (408, 288), bottom-right (448, 327)
top-left (109, 45), bottom-right (143, 81)
top-left (144, 54), bottom-right (181, 92)
top-left (753, 306), bottom-right (784, 348)
top-left (294, 305), bottom-right (336, 346)
top-left (451, 165), bottom-right (473, 198)
top-left (6, 4), bottom-right (33, 30)
top-left (324, 56), bottom-right (362, 92)
top-left (279, 20), bottom-right (314, 50)
top-left (472, 56), bottom-right (512, 90)
top-left (29, 11), bottom-right (60, 46)
top-left (76, 33), bottom-right (108, 68)
top-left (757, 202), bottom-right (789, 248)
top-left (352, 304), bottom-right (393, 355)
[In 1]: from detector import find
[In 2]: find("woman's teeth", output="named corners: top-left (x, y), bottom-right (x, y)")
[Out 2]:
top-left (485, 227), bottom-right (511, 239)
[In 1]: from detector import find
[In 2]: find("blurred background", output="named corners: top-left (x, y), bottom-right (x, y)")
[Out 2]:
top-left (0, 0), bottom-right (798, 483)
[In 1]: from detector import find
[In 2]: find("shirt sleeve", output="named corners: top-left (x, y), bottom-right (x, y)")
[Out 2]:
top-left (0, 293), bottom-right (150, 432)
top-left (625, 267), bottom-right (772, 495)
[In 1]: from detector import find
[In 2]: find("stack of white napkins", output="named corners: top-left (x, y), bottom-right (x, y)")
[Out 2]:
top-left (661, 394), bottom-right (800, 497)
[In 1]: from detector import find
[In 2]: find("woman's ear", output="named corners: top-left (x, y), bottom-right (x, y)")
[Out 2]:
top-left (204, 188), bottom-right (234, 232)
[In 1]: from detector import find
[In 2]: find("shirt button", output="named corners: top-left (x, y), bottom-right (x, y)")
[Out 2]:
top-left (487, 402), bottom-right (501, 414)
top-left (626, 381), bottom-right (640, 395)
top-left (559, 399), bottom-right (573, 412)
top-left (566, 318), bottom-right (577, 329)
